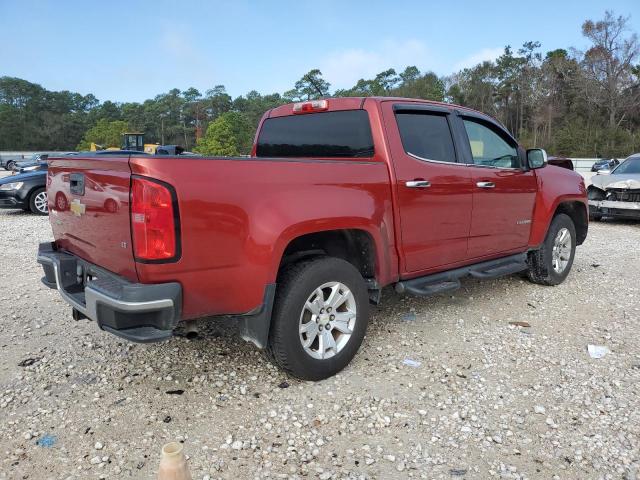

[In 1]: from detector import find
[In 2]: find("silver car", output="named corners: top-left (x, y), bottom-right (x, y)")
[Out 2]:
top-left (588, 154), bottom-right (640, 221)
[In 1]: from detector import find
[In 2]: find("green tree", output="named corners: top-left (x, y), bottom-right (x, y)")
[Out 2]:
top-left (395, 71), bottom-right (445, 101)
top-left (205, 85), bottom-right (232, 119)
top-left (77, 119), bottom-right (129, 150)
top-left (285, 69), bottom-right (331, 100)
top-left (194, 112), bottom-right (252, 156)
top-left (375, 69), bottom-right (400, 93)
top-left (233, 90), bottom-right (286, 131)
top-left (446, 61), bottom-right (498, 114)
top-left (399, 66), bottom-right (421, 84)
top-left (1, 10), bottom-right (639, 159)
top-left (581, 11), bottom-right (640, 129)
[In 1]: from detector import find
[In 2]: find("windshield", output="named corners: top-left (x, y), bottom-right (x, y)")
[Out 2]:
top-left (612, 157), bottom-right (640, 175)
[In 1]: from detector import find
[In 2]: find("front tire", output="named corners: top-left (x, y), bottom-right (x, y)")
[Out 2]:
top-left (267, 257), bottom-right (369, 381)
top-left (526, 213), bottom-right (576, 286)
top-left (6, 160), bottom-right (16, 171)
top-left (29, 188), bottom-right (48, 215)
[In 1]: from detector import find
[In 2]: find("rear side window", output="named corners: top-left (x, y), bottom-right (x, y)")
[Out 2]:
top-left (395, 113), bottom-right (457, 163)
top-left (256, 110), bottom-right (374, 158)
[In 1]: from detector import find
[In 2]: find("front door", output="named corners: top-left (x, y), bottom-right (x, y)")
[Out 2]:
top-left (458, 116), bottom-right (538, 259)
top-left (382, 102), bottom-right (473, 274)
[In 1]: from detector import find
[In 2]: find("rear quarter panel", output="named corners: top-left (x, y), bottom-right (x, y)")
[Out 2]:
top-left (130, 156), bottom-right (395, 319)
top-left (529, 165), bottom-right (588, 246)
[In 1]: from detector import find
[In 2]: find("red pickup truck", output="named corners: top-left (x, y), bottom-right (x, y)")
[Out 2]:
top-left (38, 97), bottom-right (588, 380)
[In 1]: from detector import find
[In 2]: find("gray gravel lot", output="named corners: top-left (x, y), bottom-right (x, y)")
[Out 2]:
top-left (0, 205), bottom-right (639, 479)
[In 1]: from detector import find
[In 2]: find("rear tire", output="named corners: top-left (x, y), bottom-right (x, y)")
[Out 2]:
top-left (29, 188), bottom-right (48, 215)
top-left (526, 213), bottom-right (576, 286)
top-left (5, 160), bottom-right (16, 171)
top-left (267, 257), bottom-right (369, 381)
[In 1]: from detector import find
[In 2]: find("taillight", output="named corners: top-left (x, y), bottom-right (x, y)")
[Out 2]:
top-left (131, 177), bottom-right (179, 261)
top-left (292, 99), bottom-right (328, 114)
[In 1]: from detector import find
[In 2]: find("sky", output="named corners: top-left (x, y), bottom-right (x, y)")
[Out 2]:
top-left (1, 0), bottom-right (639, 103)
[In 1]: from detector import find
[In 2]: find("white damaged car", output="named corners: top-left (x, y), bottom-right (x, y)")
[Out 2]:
top-left (588, 154), bottom-right (640, 221)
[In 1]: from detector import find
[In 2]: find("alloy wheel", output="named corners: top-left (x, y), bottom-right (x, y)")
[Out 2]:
top-left (298, 281), bottom-right (357, 360)
top-left (551, 227), bottom-right (572, 273)
top-left (34, 191), bottom-right (48, 214)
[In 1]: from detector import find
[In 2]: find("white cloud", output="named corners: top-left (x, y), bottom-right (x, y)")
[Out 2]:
top-left (160, 28), bottom-right (200, 63)
top-left (453, 47), bottom-right (503, 71)
top-left (318, 39), bottom-right (435, 90)
top-left (314, 42), bottom-right (507, 91)
top-left (152, 26), bottom-right (219, 92)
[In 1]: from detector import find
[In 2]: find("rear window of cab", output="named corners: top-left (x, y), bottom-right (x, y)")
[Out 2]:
top-left (256, 110), bottom-right (374, 158)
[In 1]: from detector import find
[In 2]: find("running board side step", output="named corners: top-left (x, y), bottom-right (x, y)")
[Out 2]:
top-left (395, 253), bottom-right (528, 297)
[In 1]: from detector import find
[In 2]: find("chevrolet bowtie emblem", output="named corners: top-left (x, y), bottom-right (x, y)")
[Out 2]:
top-left (70, 199), bottom-right (86, 217)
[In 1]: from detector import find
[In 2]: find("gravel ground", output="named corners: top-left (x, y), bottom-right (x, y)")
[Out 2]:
top-left (1, 202), bottom-right (639, 480)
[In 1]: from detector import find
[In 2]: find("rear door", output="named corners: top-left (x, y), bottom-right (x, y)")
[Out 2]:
top-left (455, 115), bottom-right (537, 258)
top-left (382, 102), bottom-right (473, 273)
top-left (48, 155), bottom-right (137, 280)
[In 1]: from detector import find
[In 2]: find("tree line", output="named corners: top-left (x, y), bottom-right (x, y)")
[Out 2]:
top-left (0, 11), bottom-right (637, 158)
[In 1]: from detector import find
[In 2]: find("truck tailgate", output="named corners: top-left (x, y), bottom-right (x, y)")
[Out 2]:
top-left (47, 155), bottom-right (137, 281)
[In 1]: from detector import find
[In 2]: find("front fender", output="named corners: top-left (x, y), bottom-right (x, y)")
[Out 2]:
top-left (529, 166), bottom-right (588, 247)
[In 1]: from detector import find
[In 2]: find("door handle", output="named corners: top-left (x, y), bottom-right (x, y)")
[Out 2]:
top-left (476, 181), bottom-right (495, 189)
top-left (406, 180), bottom-right (431, 188)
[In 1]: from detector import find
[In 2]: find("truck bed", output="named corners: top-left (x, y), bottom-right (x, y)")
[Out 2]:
top-left (47, 153), bottom-right (395, 319)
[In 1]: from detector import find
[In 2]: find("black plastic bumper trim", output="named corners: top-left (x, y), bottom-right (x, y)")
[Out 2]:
top-left (236, 283), bottom-right (276, 349)
top-left (37, 242), bottom-right (181, 343)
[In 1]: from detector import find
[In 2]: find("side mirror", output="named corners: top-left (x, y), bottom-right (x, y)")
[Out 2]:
top-left (527, 148), bottom-right (547, 169)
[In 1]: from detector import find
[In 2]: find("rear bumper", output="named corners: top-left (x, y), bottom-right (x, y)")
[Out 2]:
top-left (589, 199), bottom-right (640, 218)
top-left (37, 242), bottom-right (182, 343)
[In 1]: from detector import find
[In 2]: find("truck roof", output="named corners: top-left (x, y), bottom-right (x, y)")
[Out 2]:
top-left (266, 96), bottom-right (508, 137)
top-left (268, 96), bottom-right (481, 118)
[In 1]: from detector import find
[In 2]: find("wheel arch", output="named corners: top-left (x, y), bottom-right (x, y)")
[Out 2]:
top-left (530, 195), bottom-right (588, 247)
top-left (277, 228), bottom-right (379, 282)
top-left (26, 184), bottom-right (48, 214)
top-left (25, 183), bottom-right (47, 203)
top-left (553, 201), bottom-right (588, 245)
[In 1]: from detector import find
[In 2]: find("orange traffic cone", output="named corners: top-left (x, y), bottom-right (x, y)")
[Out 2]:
top-left (157, 442), bottom-right (192, 480)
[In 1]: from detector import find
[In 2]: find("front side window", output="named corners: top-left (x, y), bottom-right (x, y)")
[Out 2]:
top-left (395, 112), bottom-right (457, 163)
top-left (463, 119), bottom-right (519, 168)
top-left (256, 110), bottom-right (374, 158)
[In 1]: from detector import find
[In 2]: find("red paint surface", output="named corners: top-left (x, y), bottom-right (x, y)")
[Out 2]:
top-left (528, 165), bottom-right (588, 246)
top-left (47, 97), bottom-right (587, 321)
top-left (48, 156), bottom-right (137, 280)
top-left (129, 156), bottom-right (395, 318)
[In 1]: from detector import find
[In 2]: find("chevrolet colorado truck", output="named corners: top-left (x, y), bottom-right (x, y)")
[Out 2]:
top-left (37, 97), bottom-right (588, 380)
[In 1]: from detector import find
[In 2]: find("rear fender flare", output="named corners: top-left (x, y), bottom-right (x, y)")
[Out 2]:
top-left (267, 219), bottom-right (395, 286)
